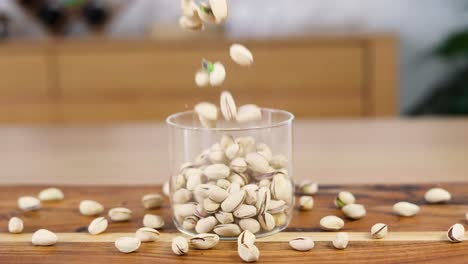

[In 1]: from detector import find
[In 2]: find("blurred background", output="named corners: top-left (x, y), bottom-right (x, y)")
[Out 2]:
top-left (0, 0), bottom-right (467, 185)
top-left (1, 0), bottom-right (467, 123)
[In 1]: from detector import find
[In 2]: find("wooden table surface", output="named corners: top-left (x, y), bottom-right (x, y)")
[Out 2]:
top-left (1, 118), bottom-right (467, 185)
top-left (0, 184), bottom-right (467, 263)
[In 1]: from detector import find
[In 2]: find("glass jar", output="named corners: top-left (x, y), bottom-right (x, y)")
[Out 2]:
top-left (166, 108), bottom-right (294, 239)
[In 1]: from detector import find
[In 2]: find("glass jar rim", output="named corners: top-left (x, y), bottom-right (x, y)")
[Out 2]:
top-left (166, 108), bottom-right (294, 132)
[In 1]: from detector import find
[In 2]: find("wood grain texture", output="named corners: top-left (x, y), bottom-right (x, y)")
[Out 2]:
top-left (0, 184), bottom-right (467, 263)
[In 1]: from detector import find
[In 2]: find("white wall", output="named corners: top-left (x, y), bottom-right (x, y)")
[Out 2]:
top-left (2, 0), bottom-right (468, 113)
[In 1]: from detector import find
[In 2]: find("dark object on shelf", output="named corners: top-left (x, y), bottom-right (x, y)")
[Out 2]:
top-left (408, 28), bottom-right (468, 116)
top-left (18, 0), bottom-right (45, 10)
top-left (82, 0), bottom-right (109, 28)
top-left (0, 11), bottom-right (10, 39)
top-left (37, 2), bottom-right (68, 34)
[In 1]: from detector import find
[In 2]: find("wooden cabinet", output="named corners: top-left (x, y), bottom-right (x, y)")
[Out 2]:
top-left (0, 35), bottom-right (397, 123)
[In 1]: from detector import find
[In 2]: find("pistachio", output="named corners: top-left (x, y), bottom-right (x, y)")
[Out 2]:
top-left (335, 191), bottom-right (355, 208)
top-left (209, 0), bottom-right (228, 23)
top-left (258, 179), bottom-right (271, 188)
top-left (208, 185), bottom-right (230, 203)
top-left (209, 62), bottom-right (226, 87)
top-left (267, 200), bottom-right (286, 214)
top-left (270, 174), bottom-right (293, 204)
top-left (115, 237), bottom-right (141, 253)
top-left (221, 190), bottom-right (246, 213)
top-left (172, 236), bottom-right (189, 256)
top-left (332, 232), bottom-right (349, 249)
top-left (215, 211), bottom-right (234, 224)
top-left (220, 91), bottom-right (237, 121)
top-left (230, 157), bottom-right (248, 173)
top-left (424, 188), bottom-right (451, 204)
top-left (236, 137), bottom-right (256, 154)
top-left (236, 104), bottom-right (262, 123)
top-left (194, 150), bottom-right (211, 166)
top-left (239, 219), bottom-right (261, 234)
top-left (179, 15), bottom-right (204, 31)
top-left (195, 102), bottom-right (218, 127)
top-left (342, 204), bottom-right (366, 220)
top-left (245, 152), bottom-right (270, 174)
top-left (79, 200), bottom-right (104, 216)
top-left (195, 203), bottom-right (210, 218)
top-left (8, 217), bottom-right (24, 234)
top-left (195, 216), bottom-right (217, 234)
top-left (88, 217), bottom-right (108, 235)
top-left (242, 184), bottom-right (259, 192)
top-left (174, 203), bottom-right (196, 218)
top-left (186, 168), bottom-right (203, 191)
top-left (393, 202), bottom-right (420, 217)
top-left (289, 237), bottom-right (314, 251)
top-left (204, 198), bottom-right (220, 213)
top-left (220, 134), bottom-right (235, 149)
top-left (198, 2), bottom-right (217, 24)
top-left (163, 181), bottom-right (170, 197)
top-left (214, 224), bottom-right (242, 236)
top-left (226, 143), bottom-right (242, 160)
top-left (234, 204), bottom-right (257, 219)
top-left (38, 187), bottom-right (64, 201)
top-left (181, 0), bottom-right (199, 18)
top-left (371, 223), bottom-right (388, 239)
top-left (258, 212), bottom-right (275, 231)
top-left (244, 190), bottom-right (258, 205)
top-left (256, 187), bottom-right (271, 215)
top-left (190, 233), bottom-right (220, 249)
top-left (227, 182), bottom-right (242, 194)
top-left (228, 173), bottom-right (249, 186)
top-left (143, 214), bottom-right (165, 229)
top-left (299, 181), bottom-right (319, 195)
top-left (174, 174), bottom-right (187, 190)
top-left (269, 154), bottom-right (288, 169)
top-left (182, 215), bottom-right (199, 230)
top-left (230, 44), bottom-right (254, 67)
top-left (18, 196), bottom-right (41, 211)
top-left (447, 223), bottom-right (465, 243)
top-left (256, 143), bottom-right (272, 161)
top-left (194, 184), bottom-right (212, 199)
top-left (32, 229), bottom-right (58, 246)
top-left (299, 196), bottom-right (314, 210)
top-left (204, 164), bottom-right (230, 180)
top-left (108, 207), bottom-right (132, 222)
top-left (135, 227), bottom-right (160, 242)
top-left (272, 212), bottom-right (287, 227)
top-left (238, 230), bottom-right (256, 245)
top-left (142, 193), bottom-right (164, 209)
top-left (195, 70), bottom-right (210, 87)
top-left (173, 188), bottom-right (193, 204)
top-left (209, 150), bottom-right (226, 164)
top-left (319, 215), bottom-right (344, 231)
top-left (238, 243), bottom-right (260, 263)
top-left (217, 179), bottom-right (231, 189)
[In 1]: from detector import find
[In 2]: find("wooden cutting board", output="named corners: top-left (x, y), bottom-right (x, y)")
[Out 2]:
top-left (0, 184), bottom-right (467, 264)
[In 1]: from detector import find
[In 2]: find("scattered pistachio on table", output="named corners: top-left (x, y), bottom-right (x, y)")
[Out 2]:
top-left (342, 204), bottom-right (366, 220)
top-left (88, 217), bottom-right (108, 235)
top-left (108, 207), bottom-right (132, 222)
top-left (289, 237), bottom-right (314, 251)
top-left (8, 217), bottom-right (24, 234)
top-left (371, 223), bottom-right (388, 239)
top-left (424, 188), bottom-right (451, 204)
top-left (189, 233), bottom-right (220, 249)
top-left (143, 214), bottom-right (165, 229)
top-left (238, 230), bottom-right (256, 245)
top-left (334, 191), bottom-right (355, 208)
top-left (135, 227), bottom-right (160, 242)
top-left (299, 181), bottom-right (319, 195)
top-left (38, 187), bottom-right (64, 201)
top-left (447, 223), bottom-right (465, 243)
top-left (115, 237), bottom-right (141, 253)
top-left (79, 200), bottom-right (104, 216)
top-left (392, 201), bottom-right (420, 217)
top-left (238, 243), bottom-right (260, 263)
top-left (31, 229), bottom-right (58, 246)
top-left (230, 44), bottom-right (254, 67)
top-left (332, 232), bottom-right (349, 249)
top-left (172, 236), bottom-right (189, 256)
top-left (142, 193), bottom-right (164, 209)
top-left (319, 215), bottom-right (344, 231)
top-left (299, 195), bottom-right (314, 210)
top-left (18, 196), bottom-right (41, 211)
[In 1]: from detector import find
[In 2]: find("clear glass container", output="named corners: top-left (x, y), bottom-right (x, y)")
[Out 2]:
top-left (166, 108), bottom-right (294, 240)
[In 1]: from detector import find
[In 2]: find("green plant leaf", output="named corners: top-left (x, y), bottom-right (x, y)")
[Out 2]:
top-left (434, 29), bottom-right (468, 58)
